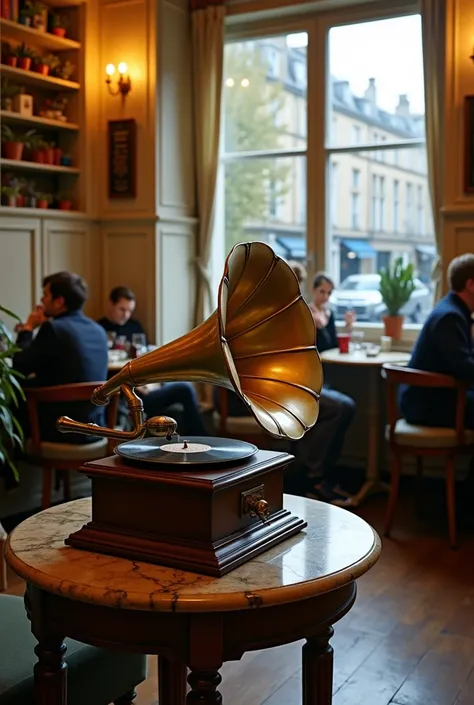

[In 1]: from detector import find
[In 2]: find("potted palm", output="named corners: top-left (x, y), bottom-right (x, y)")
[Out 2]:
top-left (0, 305), bottom-right (25, 482)
top-left (379, 257), bottom-right (416, 340)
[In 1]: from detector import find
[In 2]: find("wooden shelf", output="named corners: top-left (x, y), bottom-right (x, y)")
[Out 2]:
top-left (0, 206), bottom-right (86, 217)
top-left (0, 19), bottom-right (80, 51)
top-left (0, 158), bottom-right (80, 174)
top-left (0, 110), bottom-right (79, 131)
top-left (0, 65), bottom-right (80, 91)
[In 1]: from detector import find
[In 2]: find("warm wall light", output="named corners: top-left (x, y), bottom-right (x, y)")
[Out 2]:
top-left (105, 62), bottom-right (132, 98)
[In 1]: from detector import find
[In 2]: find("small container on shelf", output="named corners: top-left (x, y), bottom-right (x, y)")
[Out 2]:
top-left (0, 78), bottom-right (21, 112)
top-left (50, 13), bottom-right (69, 38)
top-left (36, 192), bottom-right (52, 209)
top-left (13, 43), bottom-right (36, 71)
top-left (13, 93), bottom-right (34, 117)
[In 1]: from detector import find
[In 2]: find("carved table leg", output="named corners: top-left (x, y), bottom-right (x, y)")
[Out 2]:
top-left (34, 635), bottom-right (68, 705)
top-left (302, 627), bottom-right (334, 705)
top-left (159, 657), bottom-right (187, 705)
top-left (186, 669), bottom-right (222, 704)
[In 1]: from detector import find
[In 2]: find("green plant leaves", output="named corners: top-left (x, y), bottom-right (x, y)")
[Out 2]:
top-left (0, 304), bottom-right (25, 480)
top-left (379, 257), bottom-right (416, 316)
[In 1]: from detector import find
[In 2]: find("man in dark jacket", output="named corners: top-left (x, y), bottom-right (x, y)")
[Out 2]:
top-left (400, 254), bottom-right (474, 427)
top-left (13, 271), bottom-right (109, 444)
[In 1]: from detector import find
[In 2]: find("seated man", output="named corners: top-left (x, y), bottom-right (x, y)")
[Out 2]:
top-left (13, 271), bottom-right (109, 444)
top-left (97, 286), bottom-right (145, 341)
top-left (98, 286), bottom-right (208, 438)
top-left (400, 254), bottom-right (474, 428)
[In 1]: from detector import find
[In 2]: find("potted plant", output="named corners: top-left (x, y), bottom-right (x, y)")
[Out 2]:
top-left (0, 78), bottom-right (20, 111)
top-left (379, 257), bottom-right (416, 340)
top-left (50, 13), bottom-right (68, 37)
top-left (0, 305), bottom-right (25, 482)
top-left (13, 43), bottom-right (36, 71)
top-left (24, 0), bottom-right (47, 31)
top-left (52, 59), bottom-right (75, 81)
top-left (56, 192), bottom-right (73, 210)
top-left (1, 125), bottom-right (35, 160)
top-left (3, 43), bottom-right (18, 67)
top-left (1, 184), bottom-right (22, 207)
top-left (21, 180), bottom-right (37, 208)
top-left (36, 192), bottom-right (52, 209)
top-left (33, 53), bottom-right (60, 76)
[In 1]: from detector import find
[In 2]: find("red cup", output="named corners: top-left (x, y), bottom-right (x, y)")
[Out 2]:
top-left (337, 333), bottom-right (351, 354)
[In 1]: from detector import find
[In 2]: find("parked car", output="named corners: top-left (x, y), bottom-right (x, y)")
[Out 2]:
top-left (330, 273), bottom-right (432, 323)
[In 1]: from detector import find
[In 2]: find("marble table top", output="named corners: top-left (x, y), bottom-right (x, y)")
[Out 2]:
top-left (6, 496), bottom-right (381, 613)
top-left (320, 348), bottom-right (410, 367)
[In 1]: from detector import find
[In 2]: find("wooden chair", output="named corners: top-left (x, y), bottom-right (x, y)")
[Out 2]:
top-left (0, 594), bottom-right (147, 705)
top-left (382, 363), bottom-right (474, 548)
top-left (25, 382), bottom-right (119, 510)
top-left (213, 388), bottom-right (273, 447)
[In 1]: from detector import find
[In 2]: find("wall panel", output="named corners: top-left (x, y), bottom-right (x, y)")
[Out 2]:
top-left (0, 218), bottom-right (41, 323)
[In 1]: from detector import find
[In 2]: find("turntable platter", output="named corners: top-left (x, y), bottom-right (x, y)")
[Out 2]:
top-left (115, 436), bottom-right (258, 466)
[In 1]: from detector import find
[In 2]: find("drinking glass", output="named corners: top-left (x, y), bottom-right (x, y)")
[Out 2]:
top-left (351, 331), bottom-right (365, 351)
top-left (132, 333), bottom-right (147, 357)
top-left (106, 331), bottom-right (117, 349)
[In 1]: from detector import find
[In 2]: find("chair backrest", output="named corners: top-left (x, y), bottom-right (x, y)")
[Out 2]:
top-left (25, 382), bottom-right (119, 447)
top-left (381, 363), bottom-right (467, 445)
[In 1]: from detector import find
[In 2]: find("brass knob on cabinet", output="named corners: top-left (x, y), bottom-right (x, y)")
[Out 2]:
top-left (244, 495), bottom-right (270, 524)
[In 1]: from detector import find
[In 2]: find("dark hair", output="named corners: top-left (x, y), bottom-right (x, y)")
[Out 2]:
top-left (43, 272), bottom-right (88, 312)
top-left (312, 271), bottom-right (334, 290)
top-left (447, 254), bottom-right (474, 292)
top-left (288, 260), bottom-right (307, 284)
top-left (109, 286), bottom-right (136, 304)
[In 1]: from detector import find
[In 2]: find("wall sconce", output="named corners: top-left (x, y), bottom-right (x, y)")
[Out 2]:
top-left (105, 63), bottom-right (132, 98)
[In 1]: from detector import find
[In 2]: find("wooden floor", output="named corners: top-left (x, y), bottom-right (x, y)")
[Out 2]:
top-left (5, 485), bottom-right (474, 705)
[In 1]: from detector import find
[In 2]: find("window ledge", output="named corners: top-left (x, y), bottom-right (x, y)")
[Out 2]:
top-left (335, 321), bottom-right (418, 352)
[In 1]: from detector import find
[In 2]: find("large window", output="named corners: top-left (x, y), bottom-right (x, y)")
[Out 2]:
top-left (214, 12), bottom-right (435, 329)
top-left (326, 15), bottom-right (435, 324)
top-left (212, 33), bottom-right (308, 293)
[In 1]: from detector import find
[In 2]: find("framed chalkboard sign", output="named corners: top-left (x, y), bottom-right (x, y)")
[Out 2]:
top-left (108, 119), bottom-right (137, 199)
top-left (464, 97), bottom-right (474, 193)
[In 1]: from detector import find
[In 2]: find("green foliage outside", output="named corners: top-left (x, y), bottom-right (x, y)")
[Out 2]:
top-left (0, 305), bottom-right (25, 480)
top-left (223, 44), bottom-right (292, 252)
top-left (379, 257), bottom-right (416, 316)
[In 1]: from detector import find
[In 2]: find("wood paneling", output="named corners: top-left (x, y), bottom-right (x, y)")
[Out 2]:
top-left (0, 217), bottom-right (41, 322)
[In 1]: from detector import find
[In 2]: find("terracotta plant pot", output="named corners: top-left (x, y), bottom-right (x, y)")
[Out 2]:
top-left (5, 56), bottom-right (18, 67)
top-left (52, 27), bottom-right (66, 37)
top-left (16, 194), bottom-right (24, 207)
top-left (383, 315), bottom-right (404, 341)
top-left (58, 200), bottom-right (72, 210)
top-left (37, 199), bottom-right (49, 209)
top-left (18, 58), bottom-right (32, 71)
top-left (32, 149), bottom-right (44, 163)
top-left (3, 142), bottom-right (24, 160)
top-left (53, 147), bottom-right (63, 165)
top-left (43, 148), bottom-right (55, 165)
top-left (34, 64), bottom-right (49, 75)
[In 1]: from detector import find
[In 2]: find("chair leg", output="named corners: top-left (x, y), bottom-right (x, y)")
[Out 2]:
top-left (415, 456), bottom-right (424, 517)
top-left (42, 467), bottom-right (53, 510)
top-left (445, 456), bottom-right (457, 549)
top-left (114, 689), bottom-right (137, 704)
top-left (384, 451), bottom-right (403, 537)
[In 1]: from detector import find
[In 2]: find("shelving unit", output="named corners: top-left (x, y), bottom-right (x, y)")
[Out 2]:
top-left (1, 1), bottom-right (83, 211)
top-left (0, 109), bottom-right (79, 130)
top-left (0, 18), bottom-right (80, 51)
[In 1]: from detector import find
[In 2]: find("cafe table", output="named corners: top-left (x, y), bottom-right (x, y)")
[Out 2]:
top-left (5, 495), bottom-right (381, 705)
top-left (320, 348), bottom-right (410, 506)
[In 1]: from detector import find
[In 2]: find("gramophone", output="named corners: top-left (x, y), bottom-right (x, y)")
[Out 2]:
top-left (57, 242), bottom-right (323, 576)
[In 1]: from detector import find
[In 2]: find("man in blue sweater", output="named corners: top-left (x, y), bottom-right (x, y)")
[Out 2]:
top-left (400, 254), bottom-right (474, 428)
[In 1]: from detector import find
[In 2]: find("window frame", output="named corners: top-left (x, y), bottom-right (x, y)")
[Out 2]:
top-left (222, 0), bottom-right (427, 348)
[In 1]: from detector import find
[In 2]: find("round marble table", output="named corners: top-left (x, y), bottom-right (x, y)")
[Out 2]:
top-left (6, 496), bottom-right (381, 705)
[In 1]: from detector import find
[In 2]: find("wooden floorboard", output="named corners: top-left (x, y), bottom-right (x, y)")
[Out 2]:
top-left (4, 485), bottom-right (474, 704)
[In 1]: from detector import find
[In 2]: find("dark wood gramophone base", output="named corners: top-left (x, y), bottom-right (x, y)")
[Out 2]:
top-left (66, 449), bottom-right (306, 577)
top-left (66, 510), bottom-right (306, 577)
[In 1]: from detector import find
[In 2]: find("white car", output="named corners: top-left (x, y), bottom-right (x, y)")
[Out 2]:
top-left (330, 273), bottom-right (432, 323)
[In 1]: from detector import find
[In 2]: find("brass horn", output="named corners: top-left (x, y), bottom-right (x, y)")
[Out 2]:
top-left (57, 242), bottom-right (323, 442)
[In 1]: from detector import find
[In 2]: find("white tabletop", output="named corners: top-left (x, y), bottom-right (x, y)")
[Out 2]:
top-left (320, 348), bottom-right (410, 367)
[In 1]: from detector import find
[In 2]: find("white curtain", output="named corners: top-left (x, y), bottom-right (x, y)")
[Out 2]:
top-left (192, 3), bottom-right (225, 325)
top-left (420, 0), bottom-right (445, 301)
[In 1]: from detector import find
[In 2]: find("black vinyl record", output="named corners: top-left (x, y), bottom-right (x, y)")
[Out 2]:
top-left (115, 436), bottom-right (258, 467)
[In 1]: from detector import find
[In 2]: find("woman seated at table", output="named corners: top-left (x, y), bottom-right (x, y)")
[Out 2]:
top-left (295, 268), bottom-right (359, 503)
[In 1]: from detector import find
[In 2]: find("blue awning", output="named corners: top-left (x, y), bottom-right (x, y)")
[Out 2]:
top-left (341, 239), bottom-right (376, 259)
top-left (275, 236), bottom-right (306, 259)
